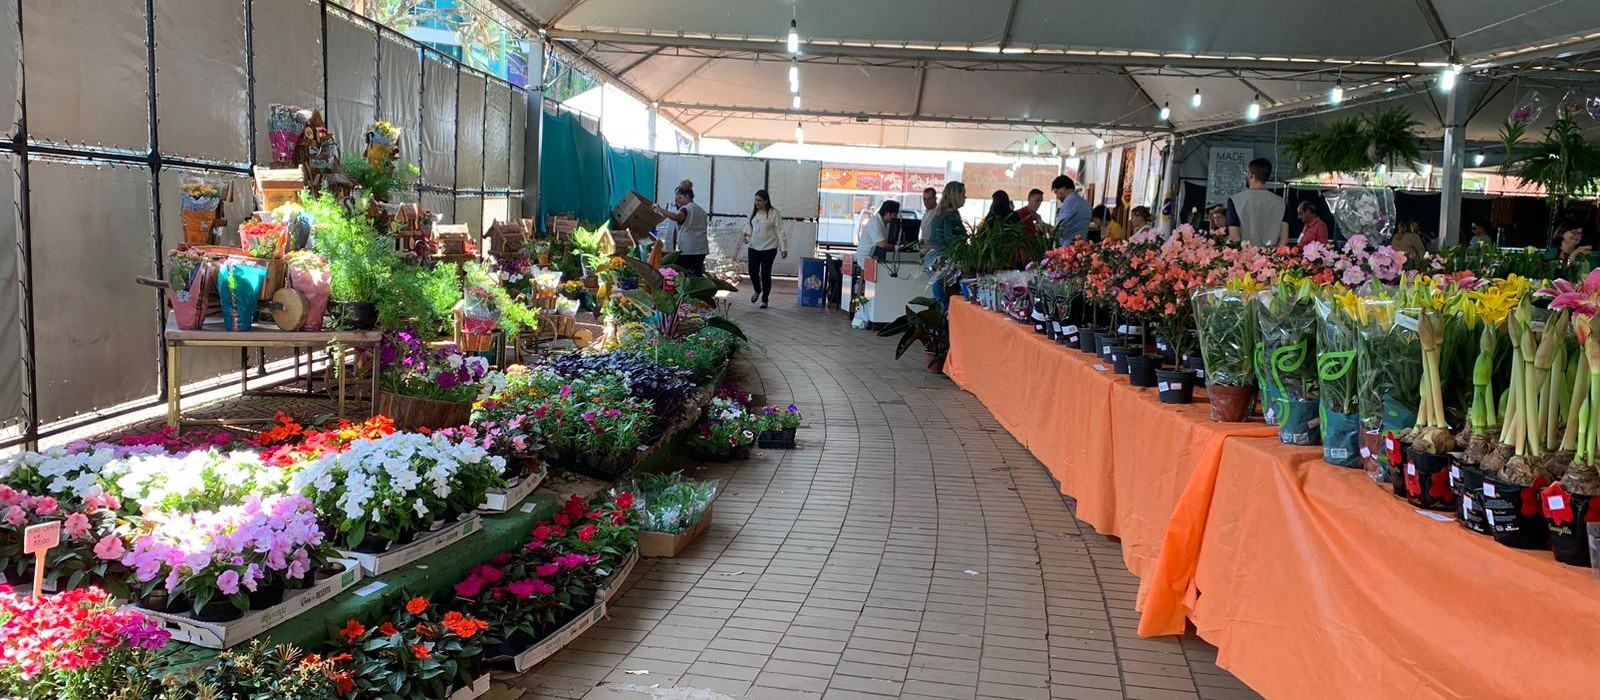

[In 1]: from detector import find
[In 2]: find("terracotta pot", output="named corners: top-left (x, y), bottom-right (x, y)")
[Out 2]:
top-left (1208, 383), bottom-right (1256, 423)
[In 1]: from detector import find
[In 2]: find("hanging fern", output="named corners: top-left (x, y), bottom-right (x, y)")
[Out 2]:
top-left (1362, 107), bottom-right (1423, 170)
top-left (1279, 108), bottom-right (1421, 175)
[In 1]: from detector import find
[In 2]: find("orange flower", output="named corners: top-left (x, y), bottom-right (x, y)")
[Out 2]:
top-left (405, 597), bottom-right (429, 616)
top-left (378, 622), bottom-right (399, 637)
top-left (442, 611), bottom-right (489, 639)
top-left (415, 622), bottom-right (434, 639)
top-left (339, 619), bottom-right (366, 642)
top-left (411, 643), bottom-right (432, 660)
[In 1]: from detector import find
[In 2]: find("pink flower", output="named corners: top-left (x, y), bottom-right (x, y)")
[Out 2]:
top-left (2, 506), bottom-right (24, 528)
top-left (472, 564), bottom-right (505, 584)
top-left (32, 497), bottom-right (58, 516)
top-left (454, 576), bottom-right (485, 598)
top-left (505, 579), bottom-right (538, 599)
top-left (535, 562), bottom-right (560, 578)
top-left (216, 570), bottom-right (241, 595)
top-left (92, 534), bottom-right (124, 561)
top-left (63, 513), bottom-right (91, 539)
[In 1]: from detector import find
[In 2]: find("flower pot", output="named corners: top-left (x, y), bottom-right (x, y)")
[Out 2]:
top-left (1109, 346), bottom-right (1131, 374)
top-left (1183, 353), bottom-right (1207, 387)
top-left (288, 264), bottom-right (331, 331)
top-left (1277, 399), bottom-right (1321, 447)
top-left (1078, 326), bottom-right (1100, 354)
top-left (1208, 383), bottom-right (1256, 423)
top-left (1321, 408), bottom-right (1362, 468)
top-left (1156, 369), bottom-right (1196, 404)
top-left (1541, 483), bottom-right (1596, 567)
top-left (1481, 475), bottom-right (1550, 550)
top-left (284, 570), bottom-right (315, 590)
top-left (924, 350), bottom-right (945, 375)
top-left (1402, 447), bottom-right (1455, 511)
top-left (353, 533), bottom-right (394, 554)
top-left (135, 589), bottom-right (179, 613)
top-left (1452, 457), bottom-right (1491, 535)
top-left (1057, 321), bottom-right (1081, 348)
top-left (506, 454), bottom-right (539, 480)
top-left (1096, 335), bottom-right (1118, 362)
top-left (337, 301), bottom-right (379, 330)
top-left (377, 393), bottom-right (473, 432)
top-left (1127, 355), bottom-right (1159, 387)
top-left (757, 428), bottom-right (798, 449)
top-left (191, 597), bottom-right (245, 623)
top-left (397, 529), bottom-right (419, 545)
top-left (247, 577), bottom-right (286, 610)
top-left (217, 263), bottom-right (267, 332)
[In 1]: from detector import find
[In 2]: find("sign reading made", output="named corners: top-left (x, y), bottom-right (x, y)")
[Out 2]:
top-left (1206, 147), bottom-right (1254, 206)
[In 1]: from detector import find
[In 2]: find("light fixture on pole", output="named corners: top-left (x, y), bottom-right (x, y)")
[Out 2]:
top-left (1158, 100), bottom-right (1171, 121)
top-left (1051, 144), bottom-right (1060, 157)
top-left (1331, 78), bottom-right (1344, 105)
top-left (1191, 88), bottom-right (1202, 109)
top-left (795, 122), bottom-right (804, 145)
top-left (1245, 94), bottom-right (1261, 121)
top-left (1440, 59), bottom-right (1461, 93)
top-left (787, 18), bottom-right (800, 55)
top-left (792, 94), bottom-right (801, 110)
top-left (788, 61), bottom-right (799, 93)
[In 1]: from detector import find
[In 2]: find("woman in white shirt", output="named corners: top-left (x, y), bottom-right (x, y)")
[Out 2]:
top-left (743, 189), bottom-right (787, 308)
top-left (655, 180), bottom-right (709, 276)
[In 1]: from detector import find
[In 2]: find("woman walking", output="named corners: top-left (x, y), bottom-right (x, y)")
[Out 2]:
top-left (744, 189), bottom-right (787, 308)
top-left (925, 181), bottom-right (967, 306)
top-left (655, 180), bottom-right (708, 275)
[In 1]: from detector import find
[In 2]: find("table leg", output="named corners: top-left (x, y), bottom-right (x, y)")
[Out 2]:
top-left (337, 345), bottom-right (348, 420)
top-left (369, 342), bottom-right (381, 418)
top-left (238, 347), bottom-right (249, 394)
top-left (166, 345), bottom-right (182, 429)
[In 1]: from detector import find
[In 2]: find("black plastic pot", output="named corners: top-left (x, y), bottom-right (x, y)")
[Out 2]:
top-left (1481, 475), bottom-right (1550, 550)
top-left (337, 301), bottom-right (379, 330)
top-left (1109, 346), bottom-right (1131, 374)
top-left (191, 598), bottom-right (245, 623)
top-left (1057, 322), bottom-right (1081, 348)
top-left (1127, 355), bottom-right (1159, 388)
top-left (247, 577), bottom-right (286, 610)
top-left (1542, 485), bottom-right (1595, 567)
top-left (1182, 354), bottom-right (1207, 387)
top-left (396, 529), bottom-right (419, 545)
top-left (1078, 327), bottom-right (1100, 354)
top-left (1156, 369), bottom-right (1196, 404)
top-left (1451, 457), bottom-right (1491, 535)
top-left (353, 533), bottom-right (393, 554)
top-left (1402, 446), bottom-right (1455, 510)
top-left (1097, 335), bottom-right (1118, 362)
top-left (757, 428), bottom-right (798, 449)
top-left (135, 589), bottom-right (179, 613)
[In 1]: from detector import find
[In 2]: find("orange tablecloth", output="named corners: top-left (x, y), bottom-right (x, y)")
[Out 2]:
top-left (946, 299), bottom-right (1600, 700)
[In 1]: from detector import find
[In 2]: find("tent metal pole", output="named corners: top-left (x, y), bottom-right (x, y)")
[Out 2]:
top-left (1438, 79), bottom-right (1469, 247)
top-left (523, 40), bottom-right (545, 219)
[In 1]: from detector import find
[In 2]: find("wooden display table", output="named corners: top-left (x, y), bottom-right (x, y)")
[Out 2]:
top-left (164, 317), bottom-right (382, 429)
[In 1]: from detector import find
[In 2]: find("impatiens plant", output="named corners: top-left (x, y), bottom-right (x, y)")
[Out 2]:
top-left (167, 641), bottom-right (354, 700)
top-left (0, 586), bottom-right (170, 700)
top-left (337, 596), bottom-right (489, 700)
top-left (0, 487), bottom-right (126, 596)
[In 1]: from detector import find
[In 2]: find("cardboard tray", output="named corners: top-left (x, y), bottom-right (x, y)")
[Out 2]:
top-left (637, 505), bottom-right (714, 558)
top-left (339, 515), bottom-right (483, 576)
top-left (447, 674), bottom-right (491, 700)
top-left (129, 559), bottom-right (362, 649)
top-left (489, 599), bottom-right (608, 673)
top-left (596, 548), bottom-right (640, 602)
top-left (479, 466), bottom-right (547, 513)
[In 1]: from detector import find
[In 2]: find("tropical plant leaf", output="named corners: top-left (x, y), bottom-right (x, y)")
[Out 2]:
top-left (704, 316), bottom-right (747, 341)
top-left (622, 256), bottom-right (665, 292)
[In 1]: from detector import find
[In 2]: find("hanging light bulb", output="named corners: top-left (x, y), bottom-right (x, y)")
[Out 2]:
top-left (1191, 88), bottom-right (1202, 108)
top-left (1050, 145), bottom-right (1060, 157)
top-left (1245, 94), bottom-right (1261, 121)
top-left (787, 19), bottom-right (800, 55)
top-left (1440, 67), bottom-right (1457, 93)
top-left (1331, 79), bottom-right (1344, 105)
top-left (792, 94), bottom-right (801, 110)
top-left (788, 62), bottom-right (799, 93)
top-left (795, 122), bottom-right (804, 145)
top-left (1158, 100), bottom-right (1171, 121)
top-left (1473, 152), bottom-right (1486, 167)
top-left (1068, 143), bottom-right (1078, 157)
top-left (1094, 136), bottom-right (1105, 150)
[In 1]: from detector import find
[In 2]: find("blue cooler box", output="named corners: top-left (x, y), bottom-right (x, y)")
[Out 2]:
top-left (798, 257), bottom-right (825, 307)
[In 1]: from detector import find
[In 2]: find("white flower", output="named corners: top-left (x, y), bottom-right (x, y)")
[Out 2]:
top-left (413, 498), bottom-right (429, 518)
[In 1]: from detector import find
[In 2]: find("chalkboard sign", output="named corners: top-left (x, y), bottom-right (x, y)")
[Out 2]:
top-left (1206, 147), bottom-right (1253, 206)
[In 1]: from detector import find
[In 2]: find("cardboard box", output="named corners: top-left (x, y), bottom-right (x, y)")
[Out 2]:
top-left (254, 166), bottom-right (306, 211)
top-left (447, 674), bottom-right (491, 700)
top-left (613, 191), bottom-right (664, 235)
top-left (129, 559), bottom-right (362, 649)
top-left (340, 515), bottom-right (482, 576)
top-left (637, 505), bottom-right (714, 558)
top-left (479, 467), bottom-right (547, 513)
top-left (596, 548), bottom-right (639, 603)
top-left (490, 600), bottom-right (608, 673)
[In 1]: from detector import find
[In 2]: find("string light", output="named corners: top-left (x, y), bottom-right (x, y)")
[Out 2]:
top-left (1068, 143), bottom-right (1078, 157)
top-left (1158, 100), bottom-right (1171, 121)
top-left (1331, 79), bottom-right (1344, 105)
top-left (1245, 94), bottom-right (1261, 121)
top-left (788, 61), bottom-right (799, 93)
top-left (1190, 88), bottom-right (1202, 109)
top-left (787, 18), bottom-right (800, 55)
top-left (1094, 136), bottom-right (1105, 150)
top-left (1050, 145), bottom-right (1060, 157)
top-left (1440, 60), bottom-right (1461, 93)
top-left (792, 94), bottom-right (801, 110)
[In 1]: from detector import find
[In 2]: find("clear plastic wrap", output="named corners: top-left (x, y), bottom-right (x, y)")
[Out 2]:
top-left (1357, 300), bottom-right (1422, 481)
top-left (1192, 287), bottom-right (1256, 387)
top-left (1315, 296), bottom-right (1362, 465)
top-left (1256, 286), bottom-right (1320, 445)
top-left (459, 287), bottom-right (501, 335)
top-left (1326, 187), bottom-right (1396, 246)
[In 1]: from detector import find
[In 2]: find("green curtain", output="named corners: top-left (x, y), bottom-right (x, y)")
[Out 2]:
top-left (539, 111), bottom-right (608, 226)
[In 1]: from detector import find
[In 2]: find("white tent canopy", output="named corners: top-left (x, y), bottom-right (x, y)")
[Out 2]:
top-left (493, 0), bottom-right (1600, 151)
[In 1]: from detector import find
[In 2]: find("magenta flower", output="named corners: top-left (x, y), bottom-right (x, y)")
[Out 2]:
top-left (454, 576), bottom-right (485, 598)
top-left (506, 579), bottom-right (538, 599)
top-left (216, 570), bottom-right (241, 595)
top-left (535, 562), bottom-right (560, 578)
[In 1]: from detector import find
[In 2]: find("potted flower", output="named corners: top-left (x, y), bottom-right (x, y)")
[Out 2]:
top-left (285, 251), bottom-right (331, 331)
top-left (335, 597), bottom-right (489, 700)
top-left (179, 180), bottom-right (222, 245)
top-left (377, 329), bottom-right (498, 432)
top-left (238, 219), bottom-right (290, 301)
top-left (1193, 279), bottom-right (1260, 422)
top-left (617, 473), bottom-right (717, 557)
top-left (686, 397), bottom-right (757, 462)
top-left (165, 244), bottom-right (217, 330)
top-left (305, 193), bottom-right (396, 330)
top-left (1255, 275), bottom-right (1321, 444)
top-left (0, 586), bottom-right (170, 700)
top-left (168, 640), bottom-right (354, 699)
top-left (0, 487), bottom-right (125, 596)
top-left (1315, 291), bottom-right (1364, 465)
top-left (755, 404), bottom-right (802, 448)
top-left (877, 297), bottom-right (949, 374)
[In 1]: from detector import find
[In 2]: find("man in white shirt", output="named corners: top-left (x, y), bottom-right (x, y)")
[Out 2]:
top-left (1225, 158), bottom-right (1289, 248)
top-left (917, 187), bottom-right (937, 245)
top-left (856, 201), bottom-right (900, 277)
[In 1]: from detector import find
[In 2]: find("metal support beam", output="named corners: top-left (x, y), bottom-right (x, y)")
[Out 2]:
top-left (1438, 78), bottom-right (1470, 247)
top-left (522, 42), bottom-right (545, 219)
top-left (658, 58), bottom-right (717, 103)
top-left (997, 0), bottom-right (1019, 52)
top-left (615, 46), bottom-right (664, 77)
top-left (1411, 0), bottom-right (1454, 54)
top-left (647, 105), bottom-right (658, 151)
top-left (658, 101), bottom-right (1164, 133)
top-left (911, 61), bottom-right (928, 117)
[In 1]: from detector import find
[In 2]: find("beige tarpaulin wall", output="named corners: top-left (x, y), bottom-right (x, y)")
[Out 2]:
top-left (0, 0), bottom-right (526, 444)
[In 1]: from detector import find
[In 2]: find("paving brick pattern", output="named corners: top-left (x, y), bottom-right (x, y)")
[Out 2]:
top-left (512, 290), bottom-right (1264, 700)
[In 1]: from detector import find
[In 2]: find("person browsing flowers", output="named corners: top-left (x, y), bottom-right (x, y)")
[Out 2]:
top-left (654, 180), bottom-right (708, 276)
top-left (743, 189), bottom-right (786, 308)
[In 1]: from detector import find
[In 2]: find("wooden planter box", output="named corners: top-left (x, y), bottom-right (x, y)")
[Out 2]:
top-left (637, 505), bottom-right (714, 558)
top-left (376, 393), bottom-right (473, 432)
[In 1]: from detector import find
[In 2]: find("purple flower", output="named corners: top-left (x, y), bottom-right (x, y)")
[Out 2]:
top-left (560, 385), bottom-right (572, 398)
top-left (217, 570), bottom-right (241, 595)
top-left (437, 371), bottom-right (459, 390)
top-left (786, 404), bottom-right (799, 414)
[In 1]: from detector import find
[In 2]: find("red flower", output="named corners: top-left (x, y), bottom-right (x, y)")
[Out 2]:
top-left (553, 512), bottom-right (572, 527)
top-left (577, 524), bottom-right (597, 542)
top-left (378, 622), bottom-right (399, 637)
top-left (410, 643), bottom-right (432, 660)
top-left (615, 492), bottom-right (635, 510)
top-left (339, 619), bottom-right (365, 642)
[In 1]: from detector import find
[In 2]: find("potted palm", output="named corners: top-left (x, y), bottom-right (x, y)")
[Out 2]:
top-left (878, 297), bottom-right (949, 374)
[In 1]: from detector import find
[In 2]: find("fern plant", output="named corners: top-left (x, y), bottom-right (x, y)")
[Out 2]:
top-left (1502, 112), bottom-right (1600, 234)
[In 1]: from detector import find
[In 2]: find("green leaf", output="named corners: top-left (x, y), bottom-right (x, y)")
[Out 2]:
top-left (704, 316), bottom-right (747, 341)
top-left (622, 256), bottom-right (665, 292)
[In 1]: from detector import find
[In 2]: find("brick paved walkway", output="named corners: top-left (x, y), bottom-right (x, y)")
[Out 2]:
top-left (508, 288), bottom-right (1264, 700)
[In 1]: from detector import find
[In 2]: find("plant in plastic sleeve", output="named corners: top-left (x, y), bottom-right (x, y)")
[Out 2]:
top-left (1315, 291), bottom-right (1363, 465)
top-left (1255, 275), bottom-right (1320, 443)
top-left (1192, 280), bottom-right (1258, 387)
top-left (1355, 292), bottom-right (1423, 481)
top-left (1326, 187), bottom-right (1396, 247)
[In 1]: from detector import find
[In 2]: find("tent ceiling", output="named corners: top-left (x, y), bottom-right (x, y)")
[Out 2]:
top-left (495, 0), bottom-right (1600, 150)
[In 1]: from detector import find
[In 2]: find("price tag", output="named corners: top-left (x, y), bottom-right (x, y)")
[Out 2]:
top-left (23, 522), bottom-right (61, 555)
top-left (1406, 462), bottom-right (1417, 476)
top-left (1195, 369), bottom-right (1206, 379)
top-left (1449, 466), bottom-right (1461, 487)
top-left (520, 502), bottom-right (538, 513)
top-left (1462, 495), bottom-right (1474, 511)
top-left (1384, 437), bottom-right (1397, 453)
top-left (1063, 325), bottom-right (1079, 335)
top-left (353, 581), bottom-right (388, 597)
top-left (1157, 382), bottom-right (1171, 392)
top-left (1093, 364), bottom-right (1109, 371)
top-left (1414, 509), bottom-right (1454, 523)
top-left (1485, 509), bottom-right (1496, 526)
top-left (1548, 495), bottom-right (1566, 511)
top-left (1051, 321), bottom-right (1061, 333)
top-left (1483, 483), bottom-right (1498, 498)
top-left (1396, 312), bottom-right (1420, 332)
top-left (1359, 447), bottom-right (1372, 459)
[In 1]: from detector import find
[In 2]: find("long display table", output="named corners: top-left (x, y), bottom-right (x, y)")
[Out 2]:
top-left (945, 298), bottom-right (1600, 700)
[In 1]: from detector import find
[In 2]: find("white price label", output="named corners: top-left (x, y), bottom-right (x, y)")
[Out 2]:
top-left (1462, 495), bottom-right (1474, 511)
top-left (1360, 447), bottom-right (1372, 459)
top-left (1063, 325), bottom-right (1079, 334)
top-left (353, 581), bottom-right (388, 597)
top-left (1093, 364), bottom-right (1109, 371)
top-left (1196, 369), bottom-right (1206, 379)
top-left (1485, 509), bottom-right (1496, 526)
top-left (1157, 382), bottom-right (1171, 392)
top-left (1406, 462), bottom-right (1417, 475)
top-left (1396, 312), bottom-right (1420, 332)
top-left (520, 502), bottom-right (538, 513)
top-left (1482, 483), bottom-right (1498, 498)
top-left (1548, 495), bottom-right (1566, 511)
top-left (1051, 321), bottom-right (1061, 333)
top-left (1450, 466), bottom-right (1461, 481)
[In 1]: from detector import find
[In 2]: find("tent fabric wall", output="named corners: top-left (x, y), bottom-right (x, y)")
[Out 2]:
top-left (23, 0), bottom-right (149, 150)
top-left (455, 195), bottom-right (484, 241)
top-left (712, 158), bottom-right (766, 217)
top-left (510, 90), bottom-right (527, 190)
top-left (251, 0), bottom-right (323, 164)
top-left (484, 82), bottom-right (512, 190)
top-left (656, 154), bottom-right (712, 205)
top-left (325, 14), bottom-right (377, 164)
top-left (420, 57), bottom-right (458, 187)
top-left (153, 0), bottom-right (249, 163)
top-left (0, 0), bottom-right (17, 138)
top-left (455, 71), bottom-right (487, 190)
top-left (539, 110), bottom-right (608, 225)
top-left (378, 37), bottom-right (422, 174)
top-left (767, 160), bottom-right (821, 220)
top-left (0, 155), bottom-right (21, 430)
